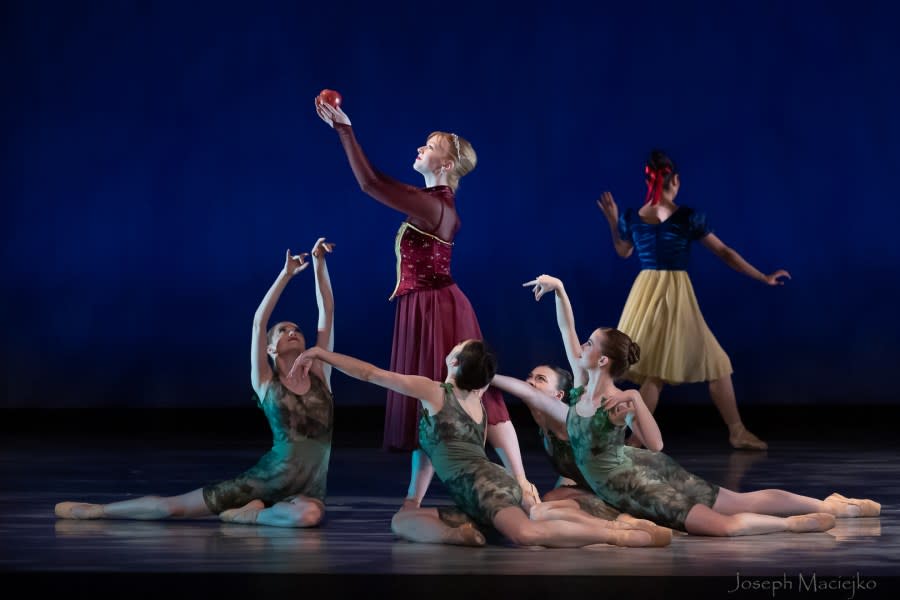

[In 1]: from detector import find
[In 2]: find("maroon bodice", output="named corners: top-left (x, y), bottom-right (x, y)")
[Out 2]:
top-left (331, 124), bottom-right (462, 300)
top-left (389, 222), bottom-right (455, 300)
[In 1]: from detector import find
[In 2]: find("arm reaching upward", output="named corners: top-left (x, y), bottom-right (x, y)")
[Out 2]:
top-left (700, 233), bottom-right (791, 286)
top-left (311, 238), bottom-right (336, 390)
top-left (251, 251), bottom-right (309, 396)
top-left (315, 100), bottom-right (443, 228)
top-left (523, 275), bottom-right (588, 386)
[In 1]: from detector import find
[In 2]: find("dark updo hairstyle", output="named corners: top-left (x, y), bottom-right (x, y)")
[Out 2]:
top-left (599, 327), bottom-right (641, 380)
top-left (647, 149), bottom-right (678, 186)
top-left (455, 340), bottom-right (497, 391)
top-left (539, 364), bottom-right (574, 398)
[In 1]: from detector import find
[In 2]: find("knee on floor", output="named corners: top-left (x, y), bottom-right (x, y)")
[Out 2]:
top-left (389, 511), bottom-right (407, 534)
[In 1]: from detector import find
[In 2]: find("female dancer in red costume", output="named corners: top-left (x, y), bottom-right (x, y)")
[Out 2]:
top-left (315, 99), bottom-right (539, 512)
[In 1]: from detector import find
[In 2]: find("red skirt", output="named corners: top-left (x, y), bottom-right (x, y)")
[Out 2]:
top-left (383, 284), bottom-right (510, 451)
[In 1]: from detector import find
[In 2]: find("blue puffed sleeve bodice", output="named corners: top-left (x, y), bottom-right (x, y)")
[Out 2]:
top-left (617, 206), bottom-right (711, 270)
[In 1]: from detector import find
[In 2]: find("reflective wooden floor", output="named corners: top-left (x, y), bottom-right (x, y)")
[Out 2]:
top-left (1, 409), bottom-right (898, 599)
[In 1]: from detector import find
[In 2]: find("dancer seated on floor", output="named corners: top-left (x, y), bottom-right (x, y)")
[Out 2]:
top-left (504, 274), bottom-right (879, 536)
top-left (56, 239), bottom-right (337, 528)
top-left (291, 340), bottom-right (672, 548)
top-left (383, 362), bottom-right (648, 547)
top-left (511, 364), bottom-right (621, 520)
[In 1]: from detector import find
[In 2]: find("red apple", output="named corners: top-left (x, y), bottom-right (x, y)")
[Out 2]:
top-left (318, 89), bottom-right (342, 108)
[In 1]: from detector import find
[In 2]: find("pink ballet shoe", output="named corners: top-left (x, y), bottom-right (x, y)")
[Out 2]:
top-left (607, 524), bottom-right (671, 548)
top-left (55, 502), bottom-right (104, 519)
top-left (728, 424), bottom-right (768, 450)
top-left (616, 516), bottom-right (673, 547)
top-left (786, 513), bottom-right (836, 533)
top-left (824, 493), bottom-right (881, 518)
top-left (441, 522), bottom-right (486, 547)
top-left (219, 499), bottom-right (265, 524)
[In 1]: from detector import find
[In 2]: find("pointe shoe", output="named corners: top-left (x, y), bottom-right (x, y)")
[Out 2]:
top-left (612, 525), bottom-right (670, 548)
top-left (824, 493), bottom-right (881, 518)
top-left (55, 502), bottom-right (104, 520)
top-left (728, 424), bottom-right (768, 450)
top-left (615, 515), bottom-right (673, 547)
top-left (442, 522), bottom-right (486, 547)
top-left (219, 499), bottom-right (265, 524)
top-left (786, 512), bottom-right (836, 533)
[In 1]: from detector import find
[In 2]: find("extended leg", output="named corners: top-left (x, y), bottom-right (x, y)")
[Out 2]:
top-left (684, 503), bottom-right (834, 536)
top-left (56, 488), bottom-right (211, 520)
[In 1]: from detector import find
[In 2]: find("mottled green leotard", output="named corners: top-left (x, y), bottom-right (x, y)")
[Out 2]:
top-left (540, 426), bottom-right (620, 520)
top-left (202, 373), bottom-right (333, 513)
top-left (419, 383), bottom-right (522, 527)
top-left (567, 386), bottom-right (718, 530)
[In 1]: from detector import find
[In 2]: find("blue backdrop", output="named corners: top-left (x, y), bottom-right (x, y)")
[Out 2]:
top-left (4, 1), bottom-right (899, 408)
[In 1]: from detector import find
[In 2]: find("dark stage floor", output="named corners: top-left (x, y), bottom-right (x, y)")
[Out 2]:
top-left (1, 407), bottom-right (898, 599)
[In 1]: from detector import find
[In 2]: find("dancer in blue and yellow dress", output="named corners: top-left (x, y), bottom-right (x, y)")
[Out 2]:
top-left (506, 274), bottom-right (880, 535)
top-left (596, 150), bottom-right (789, 450)
top-left (294, 340), bottom-right (671, 547)
top-left (55, 239), bottom-right (338, 528)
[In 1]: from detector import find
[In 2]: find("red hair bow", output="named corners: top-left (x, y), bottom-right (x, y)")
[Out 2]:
top-left (644, 165), bottom-right (672, 206)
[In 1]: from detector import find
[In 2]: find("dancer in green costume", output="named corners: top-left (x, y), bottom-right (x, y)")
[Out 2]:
top-left (55, 239), bottom-right (337, 528)
top-left (293, 340), bottom-right (671, 548)
top-left (496, 274), bottom-right (879, 535)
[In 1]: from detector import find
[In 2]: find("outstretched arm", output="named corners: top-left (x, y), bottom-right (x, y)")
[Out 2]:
top-left (700, 233), bottom-right (791, 286)
top-left (251, 251), bottom-right (309, 396)
top-left (311, 238), bottom-right (335, 390)
top-left (523, 275), bottom-right (588, 386)
top-left (597, 192), bottom-right (634, 258)
top-left (492, 375), bottom-right (568, 429)
top-left (293, 347), bottom-right (443, 414)
top-left (315, 101), bottom-right (443, 228)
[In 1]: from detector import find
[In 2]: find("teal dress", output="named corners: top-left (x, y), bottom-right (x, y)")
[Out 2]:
top-left (419, 383), bottom-right (523, 527)
top-left (202, 373), bottom-right (333, 513)
top-left (566, 387), bottom-right (718, 530)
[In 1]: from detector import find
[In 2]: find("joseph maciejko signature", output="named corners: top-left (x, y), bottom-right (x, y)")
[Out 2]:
top-left (727, 572), bottom-right (878, 599)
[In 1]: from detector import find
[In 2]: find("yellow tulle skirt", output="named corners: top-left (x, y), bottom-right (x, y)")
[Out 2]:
top-left (617, 270), bottom-right (732, 385)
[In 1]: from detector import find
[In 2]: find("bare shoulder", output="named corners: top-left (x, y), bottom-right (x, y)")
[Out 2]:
top-left (421, 380), bottom-right (448, 415)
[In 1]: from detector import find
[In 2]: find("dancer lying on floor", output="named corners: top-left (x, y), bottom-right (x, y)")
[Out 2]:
top-left (492, 274), bottom-right (879, 536)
